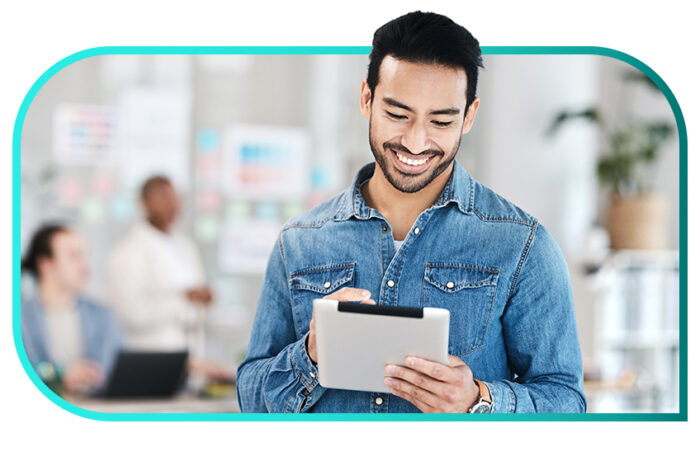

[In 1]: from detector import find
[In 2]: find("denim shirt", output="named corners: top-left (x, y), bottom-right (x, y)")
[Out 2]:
top-left (21, 295), bottom-right (122, 388)
top-left (236, 160), bottom-right (587, 413)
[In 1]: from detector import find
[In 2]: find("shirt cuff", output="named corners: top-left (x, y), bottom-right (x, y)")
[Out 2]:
top-left (483, 381), bottom-right (516, 413)
top-left (290, 331), bottom-right (326, 402)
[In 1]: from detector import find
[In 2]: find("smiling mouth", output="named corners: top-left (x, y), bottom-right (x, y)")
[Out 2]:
top-left (390, 148), bottom-right (436, 169)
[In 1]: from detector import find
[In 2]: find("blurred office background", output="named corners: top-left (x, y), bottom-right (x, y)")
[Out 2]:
top-left (20, 53), bottom-right (680, 413)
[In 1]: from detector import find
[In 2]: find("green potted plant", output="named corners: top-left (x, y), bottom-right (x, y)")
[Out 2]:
top-left (547, 71), bottom-right (674, 249)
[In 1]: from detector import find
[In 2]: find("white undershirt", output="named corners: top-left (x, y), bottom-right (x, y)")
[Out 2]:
top-left (393, 239), bottom-right (404, 252)
top-left (43, 308), bottom-right (83, 369)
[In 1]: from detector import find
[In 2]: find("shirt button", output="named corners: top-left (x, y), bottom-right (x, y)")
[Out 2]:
top-left (446, 281), bottom-right (455, 289)
top-left (382, 225), bottom-right (388, 232)
top-left (414, 227), bottom-right (420, 234)
top-left (323, 281), bottom-right (331, 289)
top-left (387, 280), bottom-right (395, 288)
top-left (375, 397), bottom-right (383, 405)
top-left (310, 371), bottom-right (316, 379)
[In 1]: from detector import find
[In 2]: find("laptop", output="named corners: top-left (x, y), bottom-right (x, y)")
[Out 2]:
top-left (100, 351), bottom-right (189, 398)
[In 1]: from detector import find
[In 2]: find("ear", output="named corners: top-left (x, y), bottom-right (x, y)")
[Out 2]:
top-left (36, 256), bottom-right (52, 278)
top-left (360, 78), bottom-right (372, 121)
top-left (461, 96), bottom-right (481, 135)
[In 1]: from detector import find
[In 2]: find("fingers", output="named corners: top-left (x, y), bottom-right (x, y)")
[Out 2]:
top-left (64, 361), bottom-right (104, 392)
top-left (385, 363), bottom-right (445, 396)
top-left (185, 287), bottom-right (213, 305)
top-left (324, 287), bottom-right (374, 303)
top-left (79, 360), bottom-right (102, 375)
top-left (307, 317), bottom-right (317, 363)
top-left (385, 378), bottom-right (441, 412)
top-left (401, 356), bottom-right (459, 384)
top-left (447, 355), bottom-right (467, 367)
top-left (81, 361), bottom-right (105, 385)
top-left (383, 357), bottom-right (468, 410)
top-left (385, 359), bottom-right (479, 412)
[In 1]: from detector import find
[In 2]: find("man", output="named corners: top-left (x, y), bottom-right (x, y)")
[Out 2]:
top-left (21, 224), bottom-right (121, 396)
top-left (107, 176), bottom-right (213, 351)
top-left (237, 11), bottom-right (586, 413)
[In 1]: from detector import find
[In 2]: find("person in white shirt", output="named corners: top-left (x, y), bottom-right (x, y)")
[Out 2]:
top-left (107, 176), bottom-right (213, 352)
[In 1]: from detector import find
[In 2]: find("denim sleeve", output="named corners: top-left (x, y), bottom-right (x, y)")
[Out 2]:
top-left (20, 316), bottom-right (44, 375)
top-left (486, 223), bottom-right (587, 413)
top-left (236, 233), bottom-right (327, 413)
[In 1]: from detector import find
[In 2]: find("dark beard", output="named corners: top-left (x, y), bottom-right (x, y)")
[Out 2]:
top-left (368, 120), bottom-right (461, 194)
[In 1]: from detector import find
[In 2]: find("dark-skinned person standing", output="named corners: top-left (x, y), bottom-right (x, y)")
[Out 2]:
top-left (107, 176), bottom-right (212, 351)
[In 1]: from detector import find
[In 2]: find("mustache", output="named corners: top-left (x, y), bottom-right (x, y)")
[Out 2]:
top-left (383, 142), bottom-right (443, 158)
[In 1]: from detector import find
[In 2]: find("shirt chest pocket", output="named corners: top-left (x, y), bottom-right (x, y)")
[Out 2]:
top-left (289, 262), bottom-right (356, 339)
top-left (422, 264), bottom-right (499, 356)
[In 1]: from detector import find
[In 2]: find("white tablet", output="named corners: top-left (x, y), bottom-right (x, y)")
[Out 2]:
top-left (313, 299), bottom-right (449, 393)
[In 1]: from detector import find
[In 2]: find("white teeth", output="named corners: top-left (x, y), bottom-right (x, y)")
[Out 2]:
top-left (394, 151), bottom-right (428, 166)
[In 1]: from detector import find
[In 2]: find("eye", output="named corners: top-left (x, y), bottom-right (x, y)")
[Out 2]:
top-left (433, 121), bottom-right (453, 128)
top-left (386, 111), bottom-right (407, 120)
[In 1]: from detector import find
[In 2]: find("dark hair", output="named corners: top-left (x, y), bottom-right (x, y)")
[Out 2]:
top-left (367, 11), bottom-right (483, 112)
top-left (21, 223), bottom-right (69, 279)
top-left (140, 175), bottom-right (172, 200)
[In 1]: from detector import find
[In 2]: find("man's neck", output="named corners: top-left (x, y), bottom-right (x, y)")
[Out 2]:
top-left (38, 281), bottom-right (76, 312)
top-left (146, 217), bottom-right (170, 234)
top-left (361, 161), bottom-right (454, 240)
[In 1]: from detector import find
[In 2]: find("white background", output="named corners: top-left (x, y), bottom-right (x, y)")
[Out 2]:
top-left (1, 1), bottom-right (696, 464)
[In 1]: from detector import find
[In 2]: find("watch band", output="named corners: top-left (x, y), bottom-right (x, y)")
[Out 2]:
top-left (476, 379), bottom-right (492, 404)
top-left (467, 379), bottom-right (493, 413)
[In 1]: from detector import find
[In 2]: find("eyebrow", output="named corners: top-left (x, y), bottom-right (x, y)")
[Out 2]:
top-left (382, 97), bottom-right (461, 116)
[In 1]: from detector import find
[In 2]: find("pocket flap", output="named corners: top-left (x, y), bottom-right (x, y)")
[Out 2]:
top-left (425, 264), bottom-right (498, 293)
top-left (290, 262), bottom-right (356, 294)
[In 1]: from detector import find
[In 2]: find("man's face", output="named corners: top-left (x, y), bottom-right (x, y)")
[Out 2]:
top-left (361, 56), bottom-right (479, 193)
top-left (143, 182), bottom-right (180, 231)
top-left (39, 230), bottom-right (89, 292)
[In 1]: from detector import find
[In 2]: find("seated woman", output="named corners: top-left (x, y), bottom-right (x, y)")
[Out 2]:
top-left (21, 223), bottom-right (122, 396)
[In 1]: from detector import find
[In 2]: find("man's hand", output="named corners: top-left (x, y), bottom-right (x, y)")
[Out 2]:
top-left (384, 355), bottom-right (481, 413)
top-left (62, 360), bottom-right (104, 395)
top-left (306, 287), bottom-right (376, 364)
top-left (186, 286), bottom-right (213, 306)
top-left (188, 358), bottom-right (236, 383)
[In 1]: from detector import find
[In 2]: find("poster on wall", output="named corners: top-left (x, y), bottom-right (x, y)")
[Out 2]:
top-left (52, 103), bottom-right (117, 165)
top-left (221, 124), bottom-right (310, 200)
top-left (218, 218), bottom-right (282, 275)
top-left (117, 86), bottom-right (192, 191)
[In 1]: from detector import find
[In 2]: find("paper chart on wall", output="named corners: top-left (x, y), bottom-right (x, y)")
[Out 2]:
top-left (116, 86), bottom-right (192, 191)
top-left (218, 219), bottom-right (282, 275)
top-left (52, 103), bottom-right (117, 165)
top-left (221, 124), bottom-right (310, 200)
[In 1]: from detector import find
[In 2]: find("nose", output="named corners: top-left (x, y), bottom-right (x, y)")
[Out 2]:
top-left (400, 120), bottom-right (431, 155)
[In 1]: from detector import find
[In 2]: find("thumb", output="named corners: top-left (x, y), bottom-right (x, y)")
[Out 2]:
top-left (447, 355), bottom-right (466, 367)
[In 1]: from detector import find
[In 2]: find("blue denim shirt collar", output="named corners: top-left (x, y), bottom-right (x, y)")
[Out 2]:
top-left (334, 160), bottom-right (474, 221)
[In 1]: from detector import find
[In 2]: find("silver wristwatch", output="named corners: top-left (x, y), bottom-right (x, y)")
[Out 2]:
top-left (468, 379), bottom-right (493, 413)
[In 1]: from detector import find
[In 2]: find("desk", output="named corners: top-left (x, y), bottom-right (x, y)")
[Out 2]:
top-left (66, 394), bottom-right (240, 413)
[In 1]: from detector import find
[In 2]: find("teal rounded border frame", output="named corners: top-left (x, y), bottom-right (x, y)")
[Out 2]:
top-left (12, 46), bottom-right (688, 422)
